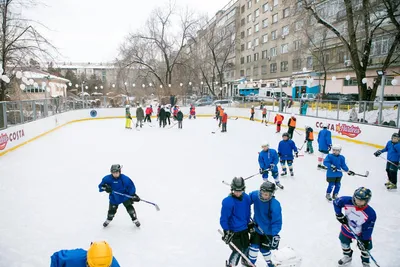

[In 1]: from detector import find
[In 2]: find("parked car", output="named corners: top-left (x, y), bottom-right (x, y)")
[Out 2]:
top-left (212, 99), bottom-right (238, 107)
top-left (301, 93), bottom-right (317, 101)
top-left (194, 99), bottom-right (213, 106)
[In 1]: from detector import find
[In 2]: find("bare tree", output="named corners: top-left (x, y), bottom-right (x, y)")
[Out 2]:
top-left (302, 0), bottom-right (400, 101)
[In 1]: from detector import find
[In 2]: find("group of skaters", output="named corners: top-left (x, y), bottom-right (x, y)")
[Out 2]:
top-left (215, 104), bottom-right (229, 132)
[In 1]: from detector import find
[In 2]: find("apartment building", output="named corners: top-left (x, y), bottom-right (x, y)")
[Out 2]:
top-left (56, 62), bottom-right (117, 84)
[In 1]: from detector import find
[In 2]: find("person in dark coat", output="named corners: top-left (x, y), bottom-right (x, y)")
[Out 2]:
top-left (177, 109), bottom-right (184, 129)
top-left (136, 105), bottom-right (144, 128)
top-left (159, 106), bottom-right (167, 128)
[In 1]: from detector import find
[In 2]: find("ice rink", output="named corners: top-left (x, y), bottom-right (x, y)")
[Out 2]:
top-left (0, 117), bottom-right (399, 267)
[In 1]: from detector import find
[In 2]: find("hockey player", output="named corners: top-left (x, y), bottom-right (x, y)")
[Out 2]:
top-left (177, 109), bottom-right (183, 129)
top-left (216, 104), bottom-right (222, 121)
top-left (261, 106), bottom-right (267, 124)
top-left (305, 125), bottom-right (314, 154)
top-left (250, 106), bottom-right (255, 121)
top-left (334, 187), bottom-right (376, 267)
top-left (221, 109), bottom-right (228, 132)
top-left (165, 104), bottom-right (172, 125)
top-left (278, 132), bottom-right (298, 176)
top-left (220, 177), bottom-right (251, 267)
top-left (246, 181), bottom-right (282, 267)
top-left (125, 105), bottom-right (132, 129)
top-left (219, 106), bottom-right (224, 127)
top-left (287, 114), bottom-right (296, 139)
top-left (136, 105), bottom-right (144, 128)
top-left (189, 104), bottom-right (196, 119)
top-left (317, 122), bottom-right (332, 169)
top-left (50, 241), bottom-right (120, 267)
top-left (144, 106), bottom-right (152, 123)
top-left (323, 144), bottom-right (355, 201)
top-left (258, 142), bottom-right (283, 189)
top-left (274, 114), bottom-right (284, 133)
top-left (157, 105), bottom-right (161, 121)
top-left (98, 164), bottom-right (141, 227)
top-left (373, 132), bottom-right (400, 190)
top-left (172, 105), bottom-right (179, 120)
top-left (159, 105), bottom-right (166, 128)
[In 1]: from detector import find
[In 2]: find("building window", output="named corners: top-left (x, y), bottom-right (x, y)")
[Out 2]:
top-left (270, 63), bottom-right (277, 73)
top-left (283, 8), bottom-right (290, 18)
top-left (272, 13), bottom-right (278, 23)
top-left (248, 41), bottom-right (252, 49)
top-left (254, 66), bottom-right (259, 76)
top-left (292, 58), bottom-right (302, 70)
top-left (270, 47), bottom-right (277, 56)
top-left (262, 50), bottom-right (268, 59)
top-left (247, 27), bottom-right (252, 36)
top-left (273, 0), bottom-right (278, 6)
top-left (241, 57), bottom-right (245, 64)
top-left (295, 20), bottom-right (303, 31)
top-left (280, 61), bottom-right (288, 72)
top-left (261, 65), bottom-right (268, 74)
top-left (241, 31), bottom-right (245, 38)
top-left (281, 43), bottom-right (288, 53)
top-left (263, 3), bottom-right (269, 12)
top-left (324, 54), bottom-right (330, 64)
top-left (271, 30), bottom-right (277, 40)
top-left (262, 18), bottom-right (268, 28)
top-left (254, 38), bottom-right (259, 46)
top-left (254, 53), bottom-right (259, 61)
top-left (294, 40), bottom-right (301, 50)
top-left (262, 34), bottom-right (268, 43)
top-left (247, 55), bottom-right (252, 63)
top-left (307, 56), bottom-right (313, 69)
top-left (241, 18), bottom-right (246, 27)
top-left (255, 23), bottom-right (259, 32)
top-left (240, 69), bottom-right (245, 76)
top-left (255, 0), bottom-right (260, 3)
top-left (255, 8), bottom-right (260, 17)
top-left (282, 25), bottom-right (289, 36)
top-left (246, 68), bottom-right (251, 77)
top-left (248, 0), bottom-right (252, 9)
top-left (247, 14), bottom-right (252, 22)
top-left (344, 78), bottom-right (358, 86)
top-left (371, 37), bottom-right (390, 56)
top-left (241, 44), bottom-right (245, 51)
top-left (241, 5), bottom-right (245, 13)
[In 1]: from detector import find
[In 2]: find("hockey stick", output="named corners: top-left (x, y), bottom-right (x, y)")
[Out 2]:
top-left (379, 155), bottom-right (399, 168)
top-left (294, 129), bottom-right (303, 136)
top-left (298, 142), bottom-right (306, 151)
top-left (113, 191), bottom-right (160, 211)
top-left (167, 122), bottom-right (178, 129)
top-left (229, 117), bottom-right (239, 120)
top-left (218, 229), bottom-right (256, 267)
top-left (345, 225), bottom-right (380, 267)
top-left (221, 172), bottom-right (261, 185)
top-left (337, 169), bottom-right (370, 177)
top-left (211, 125), bottom-right (220, 134)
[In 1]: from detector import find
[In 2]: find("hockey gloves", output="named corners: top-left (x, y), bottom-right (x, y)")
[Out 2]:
top-left (270, 235), bottom-right (280, 250)
top-left (357, 240), bottom-right (371, 251)
top-left (336, 213), bottom-right (348, 225)
top-left (348, 170), bottom-right (355, 176)
top-left (222, 230), bottom-right (234, 244)
top-left (247, 222), bottom-right (255, 234)
top-left (373, 150), bottom-right (382, 157)
top-left (331, 165), bottom-right (337, 172)
top-left (295, 152), bottom-right (299, 158)
top-left (131, 194), bottom-right (141, 202)
top-left (259, 168), bottom-right (265, 174)
top-left (328, 145), bottom-right (332, 152)
top-left (101, 184), bottom-right (112, 193)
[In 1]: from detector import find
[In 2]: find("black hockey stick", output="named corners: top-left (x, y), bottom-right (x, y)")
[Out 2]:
top-left (229, 117), bottom-right (239, 120)
top-left (218, 229), bottom-right (256, 267)
top-left (298, 141), bottom-right (306, 151)
top-left (221, 172), bottom-right (261, 185)
top-left (113, 191), bottom-right (160, 211)
top-left (337, 169), bottom-right (370, 177)
top-left (379, 156), bottom-right (399, 168)
top-left (345, 225), bottom-right (380, 267)
top-left (211, 125), bottom-right (220, 134)
top-left (294, 129), bottom-right (303, 136)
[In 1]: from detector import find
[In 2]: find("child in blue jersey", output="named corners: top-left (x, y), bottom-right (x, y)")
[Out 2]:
top-left (323, 144), bottom-right (355, 201)
top-left (258, 142), bottom-right (284, 189)
top-left (334, 187), bottom-right (376, 267)
top-left (317, 123), bottom-right (332, 169)
top-left (98, 164), bottom-right (141, 227)
top-left (246, 181), bottom-right (282, 267)
top-left (278, 132), bottom-right (298, 176)
top-left (220, 177), bottom-right (251, 267)
top-left (374, 132), bottom-right (400, 190)
top-left (50, 241), bottom-right (120, 267)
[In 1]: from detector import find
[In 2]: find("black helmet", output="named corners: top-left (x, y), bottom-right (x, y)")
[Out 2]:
top-left (231, 177), bottom-right (245, 191)
top-left (352, 187), bottom-right (372, 207)
top-left (392, 133), bottom-right (399, 139)
top-left (282, 132), bottom-right (289, 138)
top-left (260, 181), bottom-right (276, 193)
top-left (110, 164), bottom-right (121, 173)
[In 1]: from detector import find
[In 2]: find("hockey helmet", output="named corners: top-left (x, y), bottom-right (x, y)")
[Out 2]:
top-left (110, 164), bottom-right (121, 173)
top-left (259, 181), bottom-right (276, 202)
top-left (282, 132), bottom-right (289, 138)
top-left (231, 177), bottom-right (245, 191)
top-left (392, 133), bottom-right (399, 142)
top-left (261, 141), bottom-right (270, 148)
top-left (352, 187), bottom-right (372, 207)
top-left (87, 241), bottom-right (113, 267)
top-left (321, 122), bottom-right (328, 128)
top-left (331, 144), bottom-right (342, 153)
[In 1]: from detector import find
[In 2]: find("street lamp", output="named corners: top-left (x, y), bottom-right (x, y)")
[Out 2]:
top-left (376, 70), bottom-right (386, 124)
top-left (68, 82), bottom-right (72, 87)
top-left (132, 83), bottom-right (136, 87)
top-left (95, 86), bottom-right (98, 90)
top-left (112, 84), bottom-right (115, 88)
top-left (142, 84), bottom-right (145, 88)
top-left (100, 85), bottom-right (103, 90)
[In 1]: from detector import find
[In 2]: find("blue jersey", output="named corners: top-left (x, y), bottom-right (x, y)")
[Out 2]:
top-left (50, 248), bottom-right (120, 267)
top-left (249, 191), bottom-right (282, 236)
top-left (98, 174), bottom-right (136, 205)
top-left (278, 140), bottom-right (298, 160)
top-left (333, 196), bottom-right (376, 241)
top-left (318, 129), bottom-right (332, 151)
top-left (380, 141), bottom-right (400, 162)
top-left (220, 193), bottom-right (251, 232)
top-left (323, 154), bottom-right (349, 178)
top-left (258, 149), bottom-right (279, 172)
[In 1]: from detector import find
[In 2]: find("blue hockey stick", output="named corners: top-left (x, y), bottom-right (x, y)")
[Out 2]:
top-left (113, 191), bottom-right (160, 211)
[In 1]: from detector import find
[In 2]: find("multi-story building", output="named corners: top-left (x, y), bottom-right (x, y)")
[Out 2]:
top-left (56, 62), bottom-right (117, 84)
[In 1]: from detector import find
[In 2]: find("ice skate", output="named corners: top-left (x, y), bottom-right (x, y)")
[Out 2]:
top-left (290, 171), bottom-right (294, 177)
top-left (103, 219), bottom-right (111, 227)
top-left (326, 193), bottom-right (333, 201)
top-left (266, 260), bottom-right (275, 267)
top-left (332, 194), bottom-right (338, 200)
top-left (386, 182), bottom-right (397, 190)
top-left (280, 171), bottom-right (287, 176)
top-left (338, 255), bottom-right (352, 266)
top-left (133, 219), bottom-right (141, 227)
top-left (276, 182), bottom-right (284, 189)
top-left (362, 262), bottom-right (370, 267)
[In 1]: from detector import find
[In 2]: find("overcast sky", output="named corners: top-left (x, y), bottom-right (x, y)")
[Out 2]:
top-left (23, 0), bottom-right (231, 64)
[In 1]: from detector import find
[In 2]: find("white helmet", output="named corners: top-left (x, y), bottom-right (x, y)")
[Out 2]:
top-left (126, 105), bottom-right (130, 108)
top-left (261, 142), bottom-right (270, 148)
top-left (252, 105), bottom-right (254, 108)
top-left (291, 113), bottom-right (295, 117)
top-left (161, 105), bottom-right (164, 108)
top-left (322, 122), bottom-right (328, 128)
top-left (332, 144), bottom-right (342, 152)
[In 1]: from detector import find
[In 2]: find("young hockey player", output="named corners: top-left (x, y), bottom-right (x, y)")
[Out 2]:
top-left (258, 142), bottom-right (283, 189)
top-left (157, 105), bottom-right (161, 121)
top-left (98, 164), bottom-right (141, 227)
top-left (216, 104), bottom-right (222, 121)
top-left (333, 187), bottom-right (376, 267)
top-left (246, 181), bottom-right (282, 267)
top-left (177, 109), bottom-right (183, 129)
top-left (136, 105), bottom-right (144, 128)
top-left (172, 105), bottom-right (179, 120)
top-left (317, 122), bottom-right (332, 169)
top-left (189, 104), bottom-right (196, 119)
top-left (287, 114), bottom-right (296, 139)
top-left (250, 106), bottom-right (255, 121)
top-left (305, 125), bottom-right (314, 154)
top-left (159, 105), bottom-right (167, 128)
top-left (50, 241), bottom-right (120, 267)
top-left (261, 106), bottom-right (267, 124)
top-left (125, 105), bottom-right (132, 129)
top-left (274, 114), bottom-right (284, 133)
top-left (323, 144), bottom-right (355, 201)
top-left (220, 177), bottom-right (251, 267)
top-left (221, 110), bottom-right (228, 132)
top-left (144, 106), bottom-right (152, 123)
top-left (374, 132), bottom-right (400, 189)
top-left (278, 132), bottom-right (298, 176)
top-left (165, 104), bottom-right (172, 125)
top-left (219, 106), bottom-right (224, 127)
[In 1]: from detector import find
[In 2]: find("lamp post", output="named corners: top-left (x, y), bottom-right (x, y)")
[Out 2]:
top-left (279, 79), bottom-right (283, 112)
top-left (377, 70), bottom-right (386, 124)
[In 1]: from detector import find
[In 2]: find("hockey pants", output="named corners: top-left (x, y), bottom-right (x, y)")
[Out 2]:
top-left (288, 127), bottom-right (295, 139)
top-left (136, 119), bottom-right (143, 128)
top-left (125, 118), bottom-right (132, 128)
top-left (107, 200), bottom-right (137, 221)
top-left (280, 159), bottom-right (293, 173)
top-left (222, 123), bottom-right (227, 132)
top-left (166, 113), bottom-right (171, 125)
top-left (144, 114), bottom-right (151, 122)
top-left (326, 176), bottom-right (342, 194)
top-left (250, 113), bottom-right (254, 121)
top-left (386, 162), bottom-right (398, 185)
top-left (318, 150), bottom-right (329, 165)
top-left (178, 121), bottom-right (182, 129)
top-left (159, 118), bottom-right (166, 128)
top-left (276, 123), bottom-right (281, 132)
top-left (339, 232), bottom-right (372, 264)
top-left (307, 141), bottom-right (314, 153)
top-left (227, 230), bottom-right (249, 266)
top-left (248, 232), bottom-right (276, 264)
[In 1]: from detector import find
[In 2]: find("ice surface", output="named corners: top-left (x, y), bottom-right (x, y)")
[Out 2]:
top-left (0, 118), bottom-right (399, 267)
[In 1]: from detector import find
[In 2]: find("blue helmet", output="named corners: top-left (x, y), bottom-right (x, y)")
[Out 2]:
top-left (352, 187), bottom-right (372, 206)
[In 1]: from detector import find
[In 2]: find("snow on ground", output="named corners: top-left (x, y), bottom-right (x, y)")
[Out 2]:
top-left (0, 117), bottom-right (399, 267)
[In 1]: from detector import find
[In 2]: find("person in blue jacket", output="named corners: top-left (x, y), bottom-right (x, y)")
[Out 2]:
top-left (220, 177), bottom-right (251, 267)
top-left (50, 241), bottom-right (120, 267)
top-left (99, 164), bottom-right (141, 227)
top-left (374, 132), bottom-right (400, 190)
top-left (333, 187), bottom-right (376, 267)
top-left (323, 144), bottom-right (355, 201)
top-left (246, 181), bottom-right (282, 267)
top-left (258, 142), bottom-right (284, 189)
top-left (317, 122), bottom-right (332, 169)
top-left (278, 132), bottom-right (298, 176)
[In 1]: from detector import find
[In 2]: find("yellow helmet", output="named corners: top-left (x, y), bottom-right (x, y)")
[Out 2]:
top-left (87, 241), bottom-right (113, 267)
